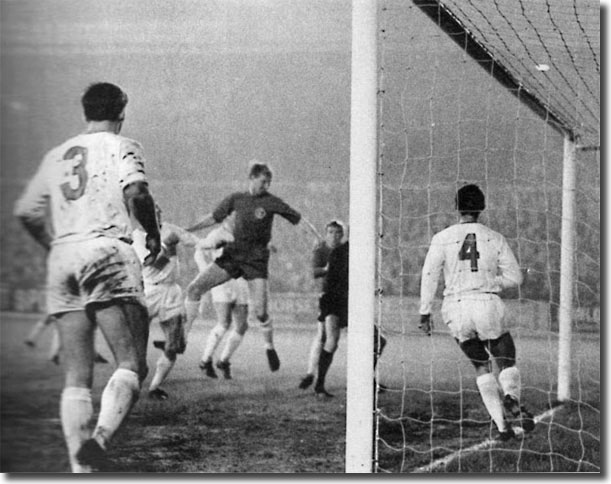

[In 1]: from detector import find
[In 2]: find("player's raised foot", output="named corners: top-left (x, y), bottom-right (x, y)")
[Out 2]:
top-left (497, 424), bottom-right (516, 442)
top-left (76, 438), bottom-right (111, 472)
top-left (199, 360), bottom-right (218, 379)
top-left (266, 348), bottom-right (280, 372)
top-left (153, 340), bottom-right (166, 351)
top-left (314, 387), bottom-right (334, 399)
top-left (503, 394), bottom-right (535, 433)
top-left (216, 360), bottom-right (232, 379)
top-left (299, 374), bottom-right (314, 390)
top-left (94, 353), bottom-right (109, 364)
top-left (148, 388), bottom-right (169, 400)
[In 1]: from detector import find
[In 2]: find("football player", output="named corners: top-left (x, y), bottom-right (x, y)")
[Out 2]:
top-left (14, 82), bottom-right (160, 472)
top-left (193, 215), bottom-right (250, 380)
top-left (185, 161), bottom-right (302, 373)
top-left (418, 184), bottom-right (535, 440)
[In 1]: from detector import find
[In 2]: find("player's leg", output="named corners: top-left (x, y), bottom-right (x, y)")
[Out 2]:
top-left (78, 300), bottom-right (148, 467)
top-left (489, 332), bottom-right (535, 432)
top-left (299, 321), bottom-right (325, 390)
top-left (49, 321), bottom-right (62, 364)
top-left (314, 315), bottom-right (341, 398)
top-left (24, 314), bottom-right (53, 347)
top-left (459, 338), bottom-right (512, 439)
top-left (248, 278), bottom-right (279, 372)
top-left (184, 264), bottom-right (232, 338)
top-left (217, 303), bottom-right (248, 379)
top-left (55, 310), bottom-right (96, 473)
top-left (199, 300), bottom-right (231, 378)
top-left (149, 312), bottom-right (185, 399)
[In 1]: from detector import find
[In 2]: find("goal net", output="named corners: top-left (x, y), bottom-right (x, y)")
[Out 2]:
top-left (347, 0), bottom-right (600, 473)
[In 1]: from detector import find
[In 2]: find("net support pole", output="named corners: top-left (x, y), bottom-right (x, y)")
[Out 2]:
top-left (346, 0), bottom-right (377, 473)
top-left (557, 135), bottom-right (576, 402)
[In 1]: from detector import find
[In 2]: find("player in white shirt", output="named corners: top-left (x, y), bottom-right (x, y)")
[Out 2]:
top-left (193, 215), bottom-right (250, 380)
top-left (419, 184), bottom-right (534, 441)
top-left (132, 205), bottom-right (202, 400)
top-left (14, 82), bottom-right (161, 472)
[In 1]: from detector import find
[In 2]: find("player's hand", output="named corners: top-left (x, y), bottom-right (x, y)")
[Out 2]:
top-left (143, 232), bottom-right (162, 266)
top-left (418, 314), bottom-right (433, 336)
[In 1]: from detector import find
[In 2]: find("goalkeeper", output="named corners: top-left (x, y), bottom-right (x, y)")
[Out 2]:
top-left (418, 184), bottom-right (535, 440)
top-left (185, 160), bottom-right (302, 373)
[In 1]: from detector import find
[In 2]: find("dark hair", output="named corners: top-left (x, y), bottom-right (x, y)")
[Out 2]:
top-left (456, 184), bottom-right (485, 215)
top-left (81, 83), bottom-right (128, 122)
top-left (326, 220), bottom-right (345, 233)
top-left (248, 160), bottom-right (273, 180)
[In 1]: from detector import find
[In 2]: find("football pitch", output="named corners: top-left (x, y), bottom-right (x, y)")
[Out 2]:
top-left (0, 312), bottom-right (600, 473)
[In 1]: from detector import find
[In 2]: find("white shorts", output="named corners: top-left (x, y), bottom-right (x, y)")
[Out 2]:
top-left (144, 283), bottom-right (184, 326)
top-left (211, 278), bottom-right (249, 305)
top-left (441, 294), bottom-right (506, 343)
top-left (47, 238), bottom-right (144, 315)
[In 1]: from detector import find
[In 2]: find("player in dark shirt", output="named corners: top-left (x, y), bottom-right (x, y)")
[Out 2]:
top-left (185, 161), bottom-right (302, 372)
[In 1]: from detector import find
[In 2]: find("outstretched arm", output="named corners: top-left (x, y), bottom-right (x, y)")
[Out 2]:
top-left (186, 213), bottom-right (217, 232)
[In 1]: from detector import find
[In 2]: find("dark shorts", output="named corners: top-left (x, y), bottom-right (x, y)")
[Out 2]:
top-left (215, 245), bottom-right (269, 281)
top-left (318, 293), bottom-right (348, 328)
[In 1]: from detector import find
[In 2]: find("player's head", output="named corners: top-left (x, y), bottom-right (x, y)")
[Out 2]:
top-left (325, 220), bottom-right (345, 248)
top-left (456, 184), bottom-right (485, 218)
top-left (248, 160), bottom-right (273, 196)
top-left (81, 82), bottom-right (128, 123)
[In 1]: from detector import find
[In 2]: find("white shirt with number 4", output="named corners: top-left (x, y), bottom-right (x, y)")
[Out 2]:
top-left (15, 132), bottom-right (146, 245)
top-left (419, 222), bottom-right (523, 315)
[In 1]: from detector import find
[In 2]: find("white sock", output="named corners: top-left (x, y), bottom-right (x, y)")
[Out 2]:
top-left (183, 299), bottom-right (201, 337)
top-left (307, 337), bottom-right (323, 375)
top-left (220, 330), bottom-right (243, 361)
top-left (476, 373), bottom-right (506, 432)
top-left (201, 324), bottom-right (227, 362)
top-left (149, 355), bottom-right (175, 391)
top-left (60, 387), bottom-right (93, 473)
top-left (498, 366), bottom-right (521, 402)
top-left (92, 368), bottom-right (140, 449)
top-left (260, 318), bottom-right (274, 350)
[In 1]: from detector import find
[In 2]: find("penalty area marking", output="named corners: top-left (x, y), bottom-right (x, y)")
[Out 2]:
top-left (410, 406), bottom-right (562, 473)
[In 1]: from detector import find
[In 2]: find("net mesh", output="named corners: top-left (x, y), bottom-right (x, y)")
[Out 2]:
top-left (374, 0), bottom-right (600, 473)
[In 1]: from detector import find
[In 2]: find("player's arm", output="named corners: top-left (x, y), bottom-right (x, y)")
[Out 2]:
top-left (312, 242), bottom-right (328, 279)
top-left (186, 213), bottom-right (217, 232)
top-left (188, 193), bottom-right (235, 232)
top-left (124, 181), bottom-right (160, 265)
top-left (419, 234), bottom-right (444, 317)
top-left (274, 197), bottom-right (302, 225)
top-left (496, 237), bottom-right (523, 289)
top-left (14, 160), bottom-right (53, 250)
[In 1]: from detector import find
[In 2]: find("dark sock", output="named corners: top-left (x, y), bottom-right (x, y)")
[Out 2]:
top-left (315, 349), bottom-right (335, 390)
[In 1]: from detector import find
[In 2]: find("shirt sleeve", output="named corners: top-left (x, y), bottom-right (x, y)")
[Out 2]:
top-left (312, 243), bottom-right (328, 269)
top-left (495, 237), bottom-right (523, 289)
top-left (273, 196), bottom-right (301, 225)
top-left (118, 138), bottom-right (147, 189)
top-left (419, 234), bottom-right (444, 315)
top-left (211, 193), bottom-right (236, 223)
top-left (14, 156), bottom-right (51, 225)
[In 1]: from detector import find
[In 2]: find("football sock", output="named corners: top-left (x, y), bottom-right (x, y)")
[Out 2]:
top-left (498, 366), bottom-right (521, 401)
top-left (220, 330), bottom-right (243, 361)
top-left (92, 368), bottom-right (140, 449)
top-left (183, 299), bottom-right (201, 337)
top-left (307, 337), bottom-right (323, 375)
top-left (476, 373), bottom-right (506, 432)
top-left (260, 318), bottom-right (274, 350)
top-left (60, 386), bottom-right (93, 473)
top-left (315, 349), bottom-right (335, 390)
top-left (202, 324), bottom-right (227, 362)
top-left (149, 354), bottom-right (175, 391)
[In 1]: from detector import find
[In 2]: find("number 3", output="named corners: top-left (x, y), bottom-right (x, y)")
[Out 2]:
top-left (60, 146), bottom-right (88, 200)
top-left (459, 233), bottom-right (479, 272)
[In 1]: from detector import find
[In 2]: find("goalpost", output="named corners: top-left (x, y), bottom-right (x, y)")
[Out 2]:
top-left (347, 0), bottom-right (599, 473)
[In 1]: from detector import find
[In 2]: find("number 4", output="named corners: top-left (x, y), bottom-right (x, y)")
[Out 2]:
top-left (459, 233), bottom-right (479, 272)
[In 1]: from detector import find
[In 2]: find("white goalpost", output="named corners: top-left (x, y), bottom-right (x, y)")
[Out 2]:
top-left (347, 0), bottom-right (599, 473)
